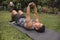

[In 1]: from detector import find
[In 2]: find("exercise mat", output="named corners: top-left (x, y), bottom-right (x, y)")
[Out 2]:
top-left (9, 22), bottom-right (60, 40)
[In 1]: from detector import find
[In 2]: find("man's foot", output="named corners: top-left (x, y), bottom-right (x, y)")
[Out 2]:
top-left (9, 20), bottom-right (14, 22)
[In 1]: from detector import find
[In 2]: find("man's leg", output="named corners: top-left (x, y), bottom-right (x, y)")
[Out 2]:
top-left (11, 10), bottom-right (17, 15)
top-left (10, 10), bottom-right (17, 22)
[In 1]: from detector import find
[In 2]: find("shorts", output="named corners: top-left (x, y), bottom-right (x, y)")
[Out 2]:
top-left (16, 18), bottom-right (26, 27)
top-left (16, 18), bottom-right (35, 29)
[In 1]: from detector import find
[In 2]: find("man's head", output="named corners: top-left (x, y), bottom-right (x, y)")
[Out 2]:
top-left (33, 22), bottom-right (45, 33)
top-left (35, 25), bottom-right (45, 33)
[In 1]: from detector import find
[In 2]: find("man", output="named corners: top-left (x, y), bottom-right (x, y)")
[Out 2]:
top-left (10, 2), bottom-right (45, 33)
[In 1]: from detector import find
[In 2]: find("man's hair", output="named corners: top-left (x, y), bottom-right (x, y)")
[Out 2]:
top-left (35, 25), bottom-right (45, 33)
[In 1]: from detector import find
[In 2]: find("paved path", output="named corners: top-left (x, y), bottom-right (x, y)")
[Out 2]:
top-left (9, 22), bottom-right (60, 40)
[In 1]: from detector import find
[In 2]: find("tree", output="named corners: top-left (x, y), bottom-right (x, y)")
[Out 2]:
top-left (56, 0), bottom-right (60, 11)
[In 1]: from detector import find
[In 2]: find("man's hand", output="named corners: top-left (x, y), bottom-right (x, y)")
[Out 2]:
top-left (28, 2), bottom-right (33, 6)
top-left (28, 2), bottom-right (36, 7)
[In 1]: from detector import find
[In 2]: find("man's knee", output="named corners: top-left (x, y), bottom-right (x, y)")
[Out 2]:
top-left (11, 10), bottom-right (17, 15)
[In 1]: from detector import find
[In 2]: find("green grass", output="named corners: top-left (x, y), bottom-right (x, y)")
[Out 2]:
top-left (31, 13), bottom-right (60, 32)
top-left (0, 11), bottom-right (60, 40)
top-left (38, 14), bottom-right (60, 32)
top-left (0, 11), bottom-right (32, 40)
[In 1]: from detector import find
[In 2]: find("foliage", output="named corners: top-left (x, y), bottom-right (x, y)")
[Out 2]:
top-left (0, 0), bottom-right (60, 12)
top-left (56, 0), bottom-right (60, 10)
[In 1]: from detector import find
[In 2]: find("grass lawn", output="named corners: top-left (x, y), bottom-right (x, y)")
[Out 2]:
top-left (0, 11), bottom-right (60, 40)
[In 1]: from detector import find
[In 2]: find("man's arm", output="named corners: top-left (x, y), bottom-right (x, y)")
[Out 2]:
top-left (25, 5), bottom-right (32, 29)
top-left (34, 5), bottom-right (39, 22)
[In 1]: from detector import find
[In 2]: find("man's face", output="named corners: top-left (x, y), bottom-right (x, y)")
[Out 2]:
top-left (33, 22), bottom-right (43, 30)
